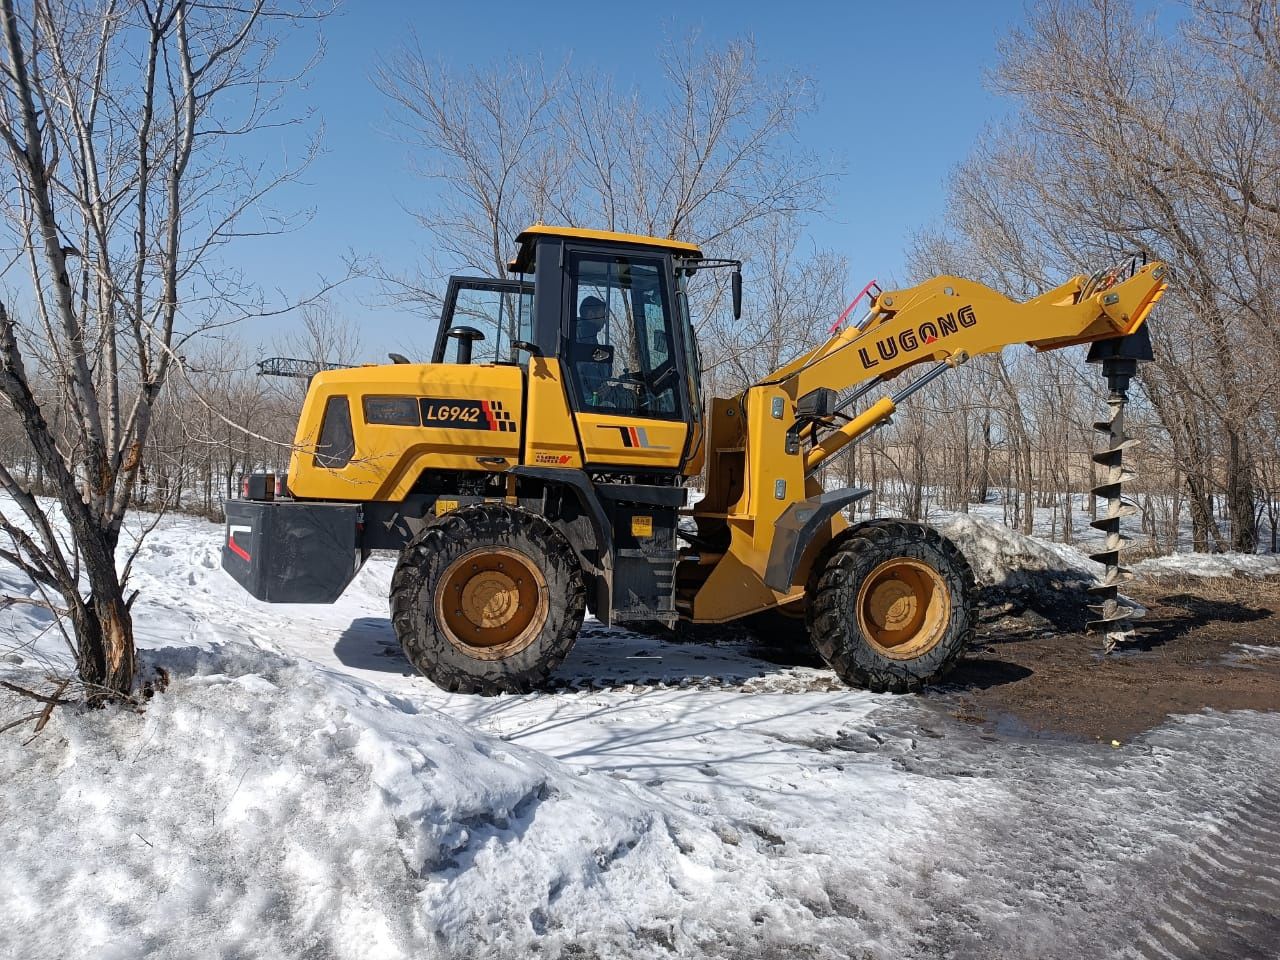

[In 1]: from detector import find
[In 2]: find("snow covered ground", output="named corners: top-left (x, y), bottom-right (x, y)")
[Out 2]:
top-left (2, 509), bottom-right (1280, 959)
top-left (1133, 551), bottom-right (1280, 579)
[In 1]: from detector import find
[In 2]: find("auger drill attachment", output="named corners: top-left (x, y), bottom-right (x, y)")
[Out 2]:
top-left (1086, 326), bottom-right (1154, 651)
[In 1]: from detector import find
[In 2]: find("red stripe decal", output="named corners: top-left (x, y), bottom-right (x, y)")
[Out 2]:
top-left (228, 534), bottom-right (250, 562)
top-left (628, 427), bottom-right (640, 447)
top-left (479, 400), bottom-right (498, 430)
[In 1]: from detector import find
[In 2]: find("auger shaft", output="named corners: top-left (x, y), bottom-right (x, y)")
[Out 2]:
top-left (1085, 328), bottom-right (1153, 651)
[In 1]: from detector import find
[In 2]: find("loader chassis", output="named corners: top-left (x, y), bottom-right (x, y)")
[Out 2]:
top-left (223, 223), bottom-right (1166, 694)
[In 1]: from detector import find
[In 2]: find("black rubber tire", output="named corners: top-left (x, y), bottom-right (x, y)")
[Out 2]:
top-left (389, 503), bottom-right (586, 694)
top-left (806, 519), bottom-right (977, 693)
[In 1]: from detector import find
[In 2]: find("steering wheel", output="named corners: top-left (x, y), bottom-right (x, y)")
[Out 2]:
top-left (625, 363), bottom-right (679, 413)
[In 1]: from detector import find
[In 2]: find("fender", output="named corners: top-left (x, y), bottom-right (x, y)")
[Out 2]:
top-left (763, 486), bottom-right (874, 593)
top-left (510, 466), bottom-right (615, 621)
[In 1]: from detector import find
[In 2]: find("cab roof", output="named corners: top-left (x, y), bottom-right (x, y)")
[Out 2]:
top-left (508, 225), bottom-right (702, 272)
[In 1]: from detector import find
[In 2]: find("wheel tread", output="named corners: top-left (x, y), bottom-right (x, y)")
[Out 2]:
top-left (805, 519), bottom-right (977, 692)
top-left (389, 503), bottom-right (585, 695)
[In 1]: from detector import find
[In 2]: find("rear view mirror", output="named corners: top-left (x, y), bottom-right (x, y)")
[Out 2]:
top-left (732, 270), bottom-right (743, 320)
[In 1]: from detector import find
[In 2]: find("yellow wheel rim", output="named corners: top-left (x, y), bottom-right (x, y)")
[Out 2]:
top-left (435, 547), bottom-right (549, 661)
top-left (855, 558), bottom-right (950, 660)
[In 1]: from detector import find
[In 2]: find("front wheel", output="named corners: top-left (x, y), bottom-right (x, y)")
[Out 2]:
top-left (390, 504), bottom-right (585, 694)
top-left (806, 520), bottom-right (976, 693)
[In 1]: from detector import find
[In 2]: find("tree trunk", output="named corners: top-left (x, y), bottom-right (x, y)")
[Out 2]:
top-left (1185, 472), bottom-right (1216, 552)
top-left (975, 413), bottom-right (992, 506)
top-left (73, 593), bottom-right (135, 701)
top-left (907, 429), bottom-right (925, 521)
top-left (868, 438), bottom-right (879, 519)
top-left (67, 526), bottom-right (134, 699)
top-left (1020, 441), bottom-right (1034, 535)
top-left (1225, 431), bottom-right (1257, 553)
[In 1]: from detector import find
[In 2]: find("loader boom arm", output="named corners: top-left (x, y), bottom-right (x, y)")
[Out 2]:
top-left (686, 261), bottom-right (1167, 625)
top-left (781, 263), bottom-right (1167, 472)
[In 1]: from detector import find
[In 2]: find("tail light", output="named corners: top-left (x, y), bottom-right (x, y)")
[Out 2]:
top-left (274, 473), bottom-right (291, 499)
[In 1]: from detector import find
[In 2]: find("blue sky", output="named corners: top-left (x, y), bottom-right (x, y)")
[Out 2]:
top-left (236, 1), bottom-right (1024, 357)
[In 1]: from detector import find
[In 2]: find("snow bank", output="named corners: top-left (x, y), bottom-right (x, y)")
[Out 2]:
top-left (1133, 551), bottom-right (1280, 579)
top-left (14, 638), bottom-right (1280, 960)
top-left (934, 512), bottom-right (1097, 596)
top-left (935, 510), bottom-right (1280, 587)
top-left (0, 637), bottom-right (1003, 960)
top-left (0, 644), bottom-right (743, 959)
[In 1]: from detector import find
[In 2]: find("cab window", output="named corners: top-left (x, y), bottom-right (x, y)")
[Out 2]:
top-left (435, 279), bottom-right (533, 365)
top-left (566, 251), bottom-right (680, 417)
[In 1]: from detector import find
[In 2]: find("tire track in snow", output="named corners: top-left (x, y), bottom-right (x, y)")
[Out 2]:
top-left (550, 673), bottom-right (845, 695)
top-left (1133, 785), bottom-right (1280, 960)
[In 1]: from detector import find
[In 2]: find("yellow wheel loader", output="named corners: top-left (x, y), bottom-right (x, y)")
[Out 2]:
top-left (223, 225), bottom-right (1167, 693)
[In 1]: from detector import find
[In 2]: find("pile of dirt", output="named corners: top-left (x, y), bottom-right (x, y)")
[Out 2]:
top-left (937, 574), bottom-right (1280, 741)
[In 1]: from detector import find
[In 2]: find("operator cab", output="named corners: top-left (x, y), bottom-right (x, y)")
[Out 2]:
top-left (431, 225), bottom-right (729, 475)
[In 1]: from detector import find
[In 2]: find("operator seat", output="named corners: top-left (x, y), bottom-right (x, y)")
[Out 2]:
top-left (572, 296), bottom-right (615, 409)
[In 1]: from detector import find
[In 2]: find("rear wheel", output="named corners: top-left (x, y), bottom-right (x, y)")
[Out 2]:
top-left (390, 504), bottom-right (585, 693)
top-left (806, 520), bottom-right (976, 692)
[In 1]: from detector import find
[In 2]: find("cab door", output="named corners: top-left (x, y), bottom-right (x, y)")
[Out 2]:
top-left (560, 248), bottom-right (690, 470)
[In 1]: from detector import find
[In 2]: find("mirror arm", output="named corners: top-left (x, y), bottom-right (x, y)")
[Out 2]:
top-left (511, 339), bottom-right (542, 357)
top-left (678, 256), bottom-right (744, 320)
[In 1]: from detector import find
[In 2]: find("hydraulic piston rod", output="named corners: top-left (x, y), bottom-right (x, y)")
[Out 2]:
top-left (804, 353), bottom-right (969, 474)
top-left (804, 396), bottom-right (896, 472)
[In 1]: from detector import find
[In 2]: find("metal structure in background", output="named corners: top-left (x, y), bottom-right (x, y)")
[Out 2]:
top-left (257, 357), bottom-right (352, 380)
top-left (1087, 326), bottom-right (1154, 651)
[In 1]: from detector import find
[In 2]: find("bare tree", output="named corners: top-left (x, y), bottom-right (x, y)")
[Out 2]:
top-left (375, 48), bottom-right (567, 291)
top-left (700, 215), bottom-right (848, 396)
top-left (0, 0), bottom-right (326, 700)
top-left (886, 0), bottom-right (1279, 552)
top-left (988, 0), bottom-right (1279, 550)
top-left (559, 36), bottom-right (828, 247)
top-left (374, 33), bottom-right (838, 389)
